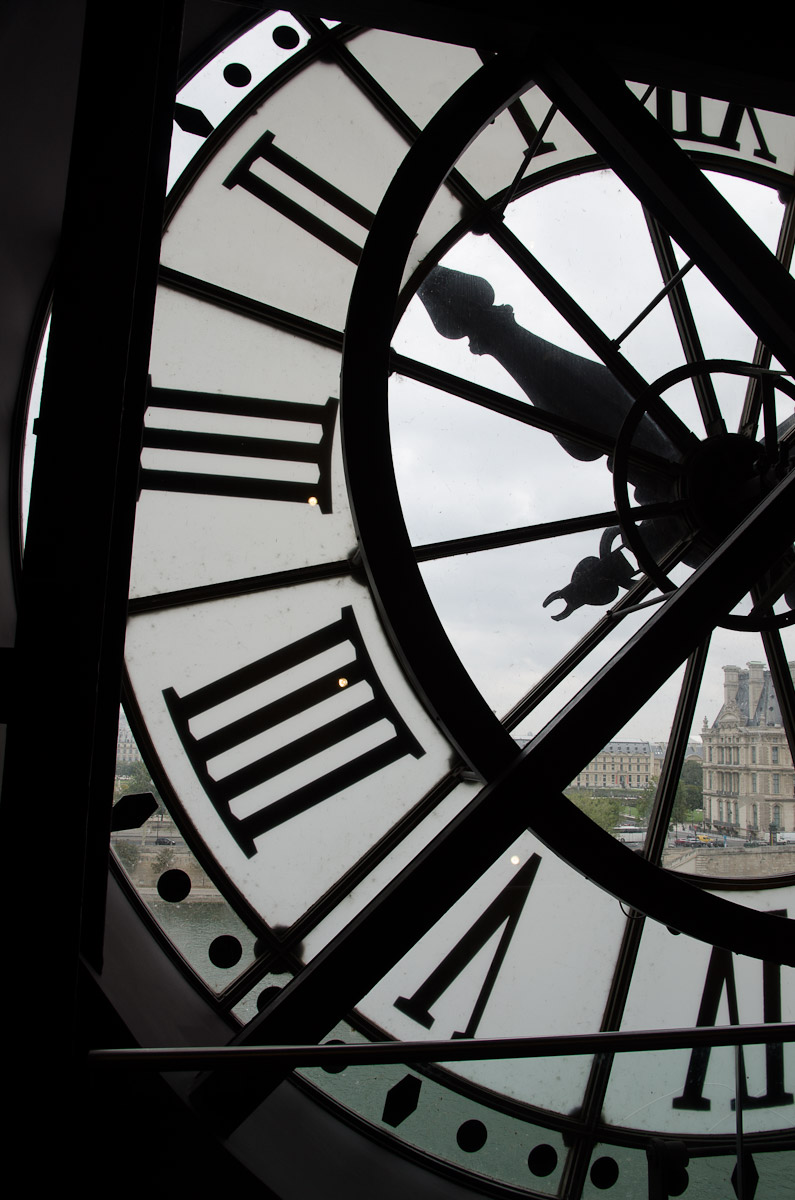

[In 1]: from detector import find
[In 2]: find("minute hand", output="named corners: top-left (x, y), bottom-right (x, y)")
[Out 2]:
top-left (418, 264), bottom-right (677, 468)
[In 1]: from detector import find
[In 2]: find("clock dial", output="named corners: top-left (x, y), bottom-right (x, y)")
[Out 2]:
top-left (115, 19), bottom-right (795, 1197)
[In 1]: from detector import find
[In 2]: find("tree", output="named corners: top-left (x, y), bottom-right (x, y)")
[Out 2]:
top-left (677, 758), bottom-right (703, 820)
top-left (154, 845), bottom-right (175, 875)
top-left (635, 780), bottom-right (658, 824)
top-left (567, 790), bottom-right (622, 834)
top-left (634, 761), bottom-right (704, 826)
top-left (116, 759), bottom-right (163, 811)
top-left (113, 839), bottom-right (142, 875)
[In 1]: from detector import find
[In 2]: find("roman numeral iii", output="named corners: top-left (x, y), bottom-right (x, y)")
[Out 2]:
top-left (164, 606), bottom-right (424, 857)
top-left (140, 388), bottom-right (337, 511)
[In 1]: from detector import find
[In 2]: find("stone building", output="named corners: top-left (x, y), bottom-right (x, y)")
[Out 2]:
top-left (572, 741), bottom-right (653, 791)
top-left (115, 709), bottom-right (143, 769)
top-left (702, 662), bottom-right (795, 835)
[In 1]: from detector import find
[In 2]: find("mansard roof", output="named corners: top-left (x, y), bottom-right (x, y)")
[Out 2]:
top-left (714, 665), bottom-right (786, 728)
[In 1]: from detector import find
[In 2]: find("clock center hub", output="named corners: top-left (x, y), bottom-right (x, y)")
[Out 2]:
top-left (680, 432), bottom-right (767, 550)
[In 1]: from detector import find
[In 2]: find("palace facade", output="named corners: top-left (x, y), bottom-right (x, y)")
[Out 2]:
top-left (571, 741), bottom-right (654, 791)
top-left (702, 662), bottom-right (795, 835)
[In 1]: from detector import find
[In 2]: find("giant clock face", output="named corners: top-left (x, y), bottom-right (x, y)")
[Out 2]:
top-left (118, 17), bottom-right (795, 1197)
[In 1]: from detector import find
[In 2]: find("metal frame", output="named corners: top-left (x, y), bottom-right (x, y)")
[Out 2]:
top-left (6, 9), bottom-right (795, 1197)
top-left (173, 57), bottom-right (795, 1172)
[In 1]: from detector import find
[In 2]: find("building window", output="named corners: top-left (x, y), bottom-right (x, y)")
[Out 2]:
top-left (772, 746), bottom-right (779, 764)
top-left (707, 747), bottom-right (712, 763)
top-left (751, 745), bottom-right (757, 764)
top-left (718, 800), bottom-right (723, 821)
top-left (773, 774), bottom-right (780, 795)
top-left (751, 774), bottom-right (757, 793)
top-left (753, 804), bottom-right (758, 827)
top-left (734, 747), bottom-right (740, 764)
top-left (774, 804), bottom-right (782, 828)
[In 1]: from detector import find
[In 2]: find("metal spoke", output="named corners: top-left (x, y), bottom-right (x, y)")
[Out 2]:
top-left (493, 101), bottom-right (558, 218)
top-left (567, 628), bottom-right (706, 1200)
top-left (611, 255), bottom-right (696, 349)
top-left (158, 265), bottom-right (344, 351)
top-left (298, 15), bottom-right (503, 247)
top-left (491, 221), bottom-right (698, 456)
top-left (535, 47), bottom-right (795, 375)
top-left (392, 351), bottom-right (677, 479)
top-left (500, 537), bottom-right (693, 733)
top-left (762, 373), bottom-right (779, 457)
top-left (300, 16), bottom-right (421, 146)
top-left (760, 621), bottom-right (795, 765)
top-left (414, 502), bottom-right (681, 563)
top-left (644, 210), bottom-right (725, 436)
top-left (92, 1021), bottom-right (795, 1070)
top-left (127, 559), bottom-right (353, 615)
top-left (575, 628), bottom-right (707, 1200)
top-left (644, 637), bottom-right (710, 865)
top-left (740, 193), bottom-right (795, 435)
top-left (218, 769), bottom-right (464, 1013)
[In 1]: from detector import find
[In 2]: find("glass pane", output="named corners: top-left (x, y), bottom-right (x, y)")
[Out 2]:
top-left (347, 29), bottom-right (480, 130)
top-left (167, 12), bottom-right (310, 189)
top-left (606, 917), bottom-right (795, 1134)
top-left (296, 1016), bottom-right (568, 1195)
top-left (163, 58), bottom-right (409, 330)
top-left (111, 710), bottom-right (257, 993)
top-left (126, 581), bottom-right (454, 930)
top-left (359, 829), bottom-right (626, 1115)
top-left (133, 291), bottom-right (351, 598)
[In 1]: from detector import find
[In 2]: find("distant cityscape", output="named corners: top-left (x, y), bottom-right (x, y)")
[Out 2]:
top-left (569, 662), bottom-right (794, 839)
top-left (115, 660), bottom-right (794, 856)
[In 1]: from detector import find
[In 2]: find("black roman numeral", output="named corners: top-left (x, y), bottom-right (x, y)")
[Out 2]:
top-left (140, 388), bottom-right (337, 511)
top-left (673, 923), bottom-right (793, 1112)
top-left (224, 130), bottom-right (374, 264)
top-left (164, 606), bottom-right (424, 857)
top-left (655, 89), bottom-right (776, 163)
top-left (394, 854), bottom-right (541, 1038)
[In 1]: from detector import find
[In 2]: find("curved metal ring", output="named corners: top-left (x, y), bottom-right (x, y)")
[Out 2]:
top-left (613, 359), bottom-right (795, 632)
top-left (342, 60), bottom-right (795, 965)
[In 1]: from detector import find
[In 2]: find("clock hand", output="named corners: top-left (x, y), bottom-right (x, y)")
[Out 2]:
top-left (418, 265), bottom-right (678, 467)
top-left (421, 268), bottom-right (795, 622)
top-left (419, 265), bottom-right (687, 617)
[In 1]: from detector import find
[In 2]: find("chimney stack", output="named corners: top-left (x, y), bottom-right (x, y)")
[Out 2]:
top-left (747, 661), bottom-right (765, 720)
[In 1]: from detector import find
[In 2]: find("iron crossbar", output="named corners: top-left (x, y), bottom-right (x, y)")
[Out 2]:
top-left (89, 1021), bottom-right (795, 1071)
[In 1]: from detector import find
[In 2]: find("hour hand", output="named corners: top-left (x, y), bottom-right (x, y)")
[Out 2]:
top-left (418, 265), bottom-right (675, 463)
